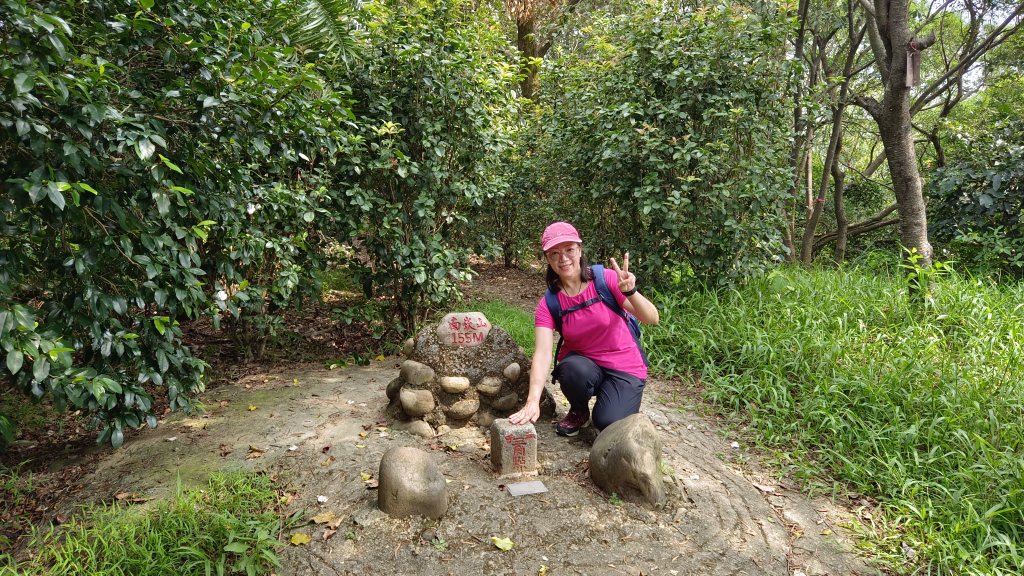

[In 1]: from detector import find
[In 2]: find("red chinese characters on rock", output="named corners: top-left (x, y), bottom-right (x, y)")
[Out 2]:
top-left (436, 312), bottom-right (492, 347)
top-left (504, 431), bottom-right (537, 472)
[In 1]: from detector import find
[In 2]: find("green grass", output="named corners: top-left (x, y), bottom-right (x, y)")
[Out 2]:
top-left (466, 299), bottom-right (536, 356)
top-left (645, 265), bottom-right (1024, 575)
top-left (11, 471), bottom-right (288, 576)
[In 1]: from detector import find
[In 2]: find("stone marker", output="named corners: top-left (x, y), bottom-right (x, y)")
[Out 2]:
top-left (378, 446), bottom-right (448, 518)
top-left (436, 312), bottom-right (492, 347)
top-left (589, 413), bottom-right (666, 508)
top-left (490, 418), bottom-right (538, 478)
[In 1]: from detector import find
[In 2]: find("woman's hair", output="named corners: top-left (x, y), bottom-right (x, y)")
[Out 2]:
top-left (545, 254), bottom-right (594, 292)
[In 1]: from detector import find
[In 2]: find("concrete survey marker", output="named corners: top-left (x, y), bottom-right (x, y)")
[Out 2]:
top-left (490, 418), bottom-right (538, 478)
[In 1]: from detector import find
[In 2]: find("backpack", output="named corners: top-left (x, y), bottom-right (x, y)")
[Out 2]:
top-left (543, 264), bottom-right (648, 379)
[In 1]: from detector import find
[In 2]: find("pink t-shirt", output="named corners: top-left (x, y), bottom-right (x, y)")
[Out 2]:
top-left (535, 268), bottom-right (648, 379)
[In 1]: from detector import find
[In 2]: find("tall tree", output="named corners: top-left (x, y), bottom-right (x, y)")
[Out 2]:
top-left (854, 0), bottom-right (1024, 268)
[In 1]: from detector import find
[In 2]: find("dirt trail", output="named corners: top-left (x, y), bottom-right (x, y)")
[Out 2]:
top-left (64, 359), bottom-right (878, 576)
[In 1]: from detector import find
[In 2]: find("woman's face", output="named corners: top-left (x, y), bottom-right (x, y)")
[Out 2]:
top-left (545, 241), bottom-right (582, 281)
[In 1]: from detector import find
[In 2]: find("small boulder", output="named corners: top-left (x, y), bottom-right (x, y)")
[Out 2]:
top-left (476, 376), bottom-right (503, 396)
top-left (400, 388), bottom-right (435, 417)
top-left (378, 447), bottom-right (448, 518)
top-left (438, 376), bottom-right (470, 394)
top-left (589, 414), bottom-right (666, 508)
top-left (400, 360), bottom-right (435, 387)
top-left (489, 392), bottom-right (519, 412)
top-left (402, 338), bottom-right (415, 358)
top-left (502, 362), bottom-right (521, 383)
top-left (476, 410), bottom-right (495, 428)
top-left (444, 398), bottom-right (480, 420)
top-left (385, 377), bottom-right (403, 402)
top-left (398, 419), bottom-right (435, 438)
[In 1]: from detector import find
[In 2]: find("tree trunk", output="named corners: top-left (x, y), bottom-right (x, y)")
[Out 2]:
top-left (517, 17), bottom-right (539, 100)
top-left (832, 160), bottom-right (848, 263)
top-left (783, 0), bottom-right (811, 261)
top-left (859, 0), bottom-right (934, 269)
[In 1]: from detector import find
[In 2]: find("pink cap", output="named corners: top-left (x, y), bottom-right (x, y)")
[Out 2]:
top-left (541, 222), bottom-right (583, 252)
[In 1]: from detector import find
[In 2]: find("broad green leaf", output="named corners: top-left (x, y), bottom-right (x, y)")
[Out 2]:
top-left (6, 350), bottom-right (24, 374)
top-left (136, 139), bottom-right (156, 161)
top-left (13, 73), bottom-right (33, 94)
top-left (111, 428), bottom-right (124, 448)
top-left (33, 358), bottom-right (50, 381)
top-left (47, 183), bottom-right (66, 210)
top-left (224, 542), bottom-right (249, 553)
top-left (76, 182), bottom-right (99, 195)
top-left (159, 154), bottom-right (182, 174)
top-left (138, 0), bottom-right (154, 8)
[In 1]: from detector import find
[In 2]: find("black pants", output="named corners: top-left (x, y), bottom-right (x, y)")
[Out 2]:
top-left (554, 353), bottom-right (646, 430)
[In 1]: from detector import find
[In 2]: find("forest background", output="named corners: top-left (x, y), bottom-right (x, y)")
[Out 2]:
top-left (1, 0), bottom-right (1023, 574)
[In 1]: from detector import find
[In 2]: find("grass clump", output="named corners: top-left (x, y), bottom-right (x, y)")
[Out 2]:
top-left (19, 471), bottom-right (286, 576)
top-left (466, 299), bottom-right (535, 356)
top-left (645, 265), bottom-right (1024, 575)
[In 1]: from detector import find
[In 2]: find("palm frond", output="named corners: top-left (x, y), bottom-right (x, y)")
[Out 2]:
top-left (269, 0), bottom-right (364, 67)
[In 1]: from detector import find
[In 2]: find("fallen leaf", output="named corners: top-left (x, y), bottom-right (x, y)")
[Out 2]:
top-left (320, 455), bottom-right (335, 466)
top-left (246, 450), bottom-right (265, 460)
top-left (364, 479), bottom-right (378, 489)
top-left (219, 444), bottom-right (233, 457)
top-left (323, 528), bottom-right (337, 541)
top-left (538, 565), bottom-right (549, 576)
top-left (248, 405), bottom-right (257, 411)
top-left (219, 400), bottom-right (229, 407)
top-left (362, 423), bottom-right (373, 431)
top-left (327, 516), bottom-right (344, 529)
top-left (358, 431), bottom-right (368, 438)
top-left (753, 483), bottom-right (776, 493)
top-left (311, 511), bottom-right (339, 525)
top-left (374, 355), bottom-right (385, 361)
top-left (376, 427), bottom-right (388, 432)
top-left (821, 529), bottom-right (833, 535)
top-left (355, 443), bottom-right (366, 449)
top-left (290, 533), bottom-right (312, 545)
top-left (491, 536), bottom-right (514, 551)
top-left (360, 472), bottom-right (372, 481)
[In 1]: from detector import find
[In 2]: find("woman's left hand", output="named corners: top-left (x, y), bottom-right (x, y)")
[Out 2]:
top-left (609, 252), bottom-right (636, 294)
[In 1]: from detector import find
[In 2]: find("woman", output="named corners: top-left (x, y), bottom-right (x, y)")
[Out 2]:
top-left (509, 221), bottom-right (659, 436)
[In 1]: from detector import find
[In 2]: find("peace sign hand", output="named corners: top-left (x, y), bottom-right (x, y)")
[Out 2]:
top-left (608, 252), bottom-right (636, 295)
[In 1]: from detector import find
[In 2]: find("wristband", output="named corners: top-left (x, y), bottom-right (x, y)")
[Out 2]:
top-left (622, 287), bottom-right (638, 297)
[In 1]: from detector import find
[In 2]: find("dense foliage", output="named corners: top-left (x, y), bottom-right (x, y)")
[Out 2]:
top-left (928, 119), bottom-right (1024, 279)
top-left (645, 266), bottom-right (1024, 574)
top-left (340, 0), bottom-right (519, 331)
top-left (0, 0), bottom-right (518, 446)
top-left (530, 2), bottom-right (793, 287)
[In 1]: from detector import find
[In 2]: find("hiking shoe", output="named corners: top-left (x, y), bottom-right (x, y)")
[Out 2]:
top-left (555, 407), bottom-right (590, 437)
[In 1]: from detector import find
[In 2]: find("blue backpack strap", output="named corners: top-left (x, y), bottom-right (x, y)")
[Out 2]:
top-left (590, 264), bottom-right (622, 316)
top-left (544, 288), bottom-right (565, 379)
